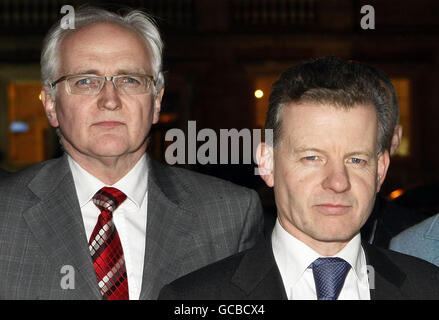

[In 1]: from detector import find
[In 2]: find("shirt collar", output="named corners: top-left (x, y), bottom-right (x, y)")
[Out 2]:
top-left (68, 154), bottom-right (148, 208)
top-left (335, 230), bottom-right (363, 282)
top-left (271, 218), bottom-right (364, 288)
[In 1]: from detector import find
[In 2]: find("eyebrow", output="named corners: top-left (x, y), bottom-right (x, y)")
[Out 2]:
top-left (345, 151), bottom-right (376, 159)
top-left (293, 147), bottom-right (375, 158)
top-left (71, 69), bottom-right (100, 75)
top-left (293, 147), bottom-right (324, 154)
top-left (70, 68), bottom-right (147, 75)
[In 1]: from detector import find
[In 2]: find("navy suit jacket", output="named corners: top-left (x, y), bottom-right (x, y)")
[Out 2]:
top-left (159, 232), bottom-right (439, 300)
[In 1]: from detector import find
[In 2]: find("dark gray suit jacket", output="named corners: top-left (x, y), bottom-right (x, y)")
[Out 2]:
top-left (0, 154), bottom-right (264, 299)
top-left (159, 234), bottom-right (439, 300)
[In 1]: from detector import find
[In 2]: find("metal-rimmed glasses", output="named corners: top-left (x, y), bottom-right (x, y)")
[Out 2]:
top-left (49, 74), bottom-right (156, 95)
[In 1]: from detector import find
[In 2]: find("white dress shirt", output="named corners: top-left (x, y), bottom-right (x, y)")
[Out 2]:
top-left (68, 155), bottom-right (148, 300)
top-left (271, 219), bottom-right (370, 300)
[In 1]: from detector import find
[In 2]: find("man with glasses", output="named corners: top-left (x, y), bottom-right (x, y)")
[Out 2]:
top-left (0, 7), bottom-right (264, 299)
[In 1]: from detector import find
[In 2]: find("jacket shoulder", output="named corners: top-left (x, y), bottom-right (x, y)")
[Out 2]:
top-left (159, 249), bottom-right (248, 299)
top-left (0, 157), bottom-right (69, 212)
top-left (151, 160), bottom-right (260, 202)
top-left (378, 245), bottom-right (439, 273)
top-left (368, 244), bottom-right (439, 299)
top-left (0, 162), bottom-right (45, 195)
top-left (163, 162), bottom-right (252, 188)
top-left (390, 214), bottom-right (439, 265)
top-left (159, 236), bottom-right (279, 300)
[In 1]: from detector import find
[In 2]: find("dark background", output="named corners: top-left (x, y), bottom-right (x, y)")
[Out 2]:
top-left (0, 0), bottom-right (438, 217)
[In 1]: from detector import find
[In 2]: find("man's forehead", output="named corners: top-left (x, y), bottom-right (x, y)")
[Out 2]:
top-left (279, 102), bottom-right (379, 152)
top-left (58, 22), bottom-right (152, 75)
top-left (62, 21), bottom-right (142, 43)
top-left (281, 101), bottom-right (377, 127)
top-left (59, 23), bottom-right (148, 54)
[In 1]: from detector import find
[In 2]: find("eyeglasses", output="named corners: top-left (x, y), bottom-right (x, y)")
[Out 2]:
top-left (49, 74), bottom-right (156, 95)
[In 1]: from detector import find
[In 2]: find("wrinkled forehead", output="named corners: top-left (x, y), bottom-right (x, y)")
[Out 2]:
top-left (278, 102), bottom-right (379, 153)
top-left (58, 22), bottom-right (152, 75)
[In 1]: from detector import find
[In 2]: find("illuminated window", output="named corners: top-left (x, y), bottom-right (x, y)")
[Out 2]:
top-left (253, 76), bottom-right (277, 128)
top-left (391, 78), bottom-right (411, 157)
top-left (7, 82), bottom-right (49, 166)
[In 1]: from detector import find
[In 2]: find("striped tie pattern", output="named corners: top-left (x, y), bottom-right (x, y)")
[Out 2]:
top-left (89, 187), bottom-right (129, 300)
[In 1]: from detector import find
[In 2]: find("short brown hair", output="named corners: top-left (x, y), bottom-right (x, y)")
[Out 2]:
top-left (265, 56), bottom-right (395, 152)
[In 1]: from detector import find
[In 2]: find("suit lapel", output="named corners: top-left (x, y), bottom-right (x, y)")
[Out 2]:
top-left (230, 238), bottom-right (409, 300)
top-left (423, 215), bottom-right (439, 265)
top-left (231, 237), bottom-right (288, 299)
top-left (139, 159), bottom-right (198, 300)
top-left (22, 155), bottom-right (101, 299)
top-left (363, 243), bottom-right (407, 300)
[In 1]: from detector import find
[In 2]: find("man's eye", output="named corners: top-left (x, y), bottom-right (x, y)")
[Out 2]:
top-left (76, 78), bottom-right (91, 85)
top-left (348, 158), bottom-right (367, 166)
top-left (300, 155), bottom-right (323, 166)
top-left (75, 77), bottom-right (99, 87)
top-left (120, 76), bottom-right (140, 85)
top-left (301, 156), bottom-right (321, 164)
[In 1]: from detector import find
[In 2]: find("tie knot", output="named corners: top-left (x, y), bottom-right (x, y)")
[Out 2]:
top-left (92, 187), bottom-right (127, 216)
top-left (311, 257), bottom-right (348, 268)
top-left (310, 257), bottom-right (351, 300)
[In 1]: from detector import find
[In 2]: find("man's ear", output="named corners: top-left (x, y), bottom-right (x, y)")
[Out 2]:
top-left (255, 142), bottom-right (274, 187)
top-left (41, 87), bottom-right (59, 127)
top-left (376, 150), bottom-right (390, 193)
top-left (390, 124), bottom-right (403, 156)
top-left (152, 87), bottom-right (164, 124)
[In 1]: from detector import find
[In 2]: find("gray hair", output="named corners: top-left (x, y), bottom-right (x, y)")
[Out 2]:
top-left (265, 57), bottom-right (395, 153)
top-left (41, 6), bottom-right (164, 99)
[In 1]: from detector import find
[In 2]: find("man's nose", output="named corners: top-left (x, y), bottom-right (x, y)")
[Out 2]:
top-left (97, 80), bottom-right (122, 111)
top-left (321, 162), bottom-right (351, 193)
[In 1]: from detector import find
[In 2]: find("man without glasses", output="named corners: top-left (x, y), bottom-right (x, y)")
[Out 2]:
top-left (159, 57), bottom-right (439, 300)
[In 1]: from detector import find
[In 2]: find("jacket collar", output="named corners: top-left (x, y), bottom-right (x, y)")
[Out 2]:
top-left (230, 234), bottom-right (288, 299)
top-left (23, 154), bottom-right (201, 299)
top-left (423, 215), bottom-right (439, 241)
top-left (139, 155), bottom-right (199, 299)
top-left (229, 229), bottom-right (410, 300)
top-left (362, 242), bottom-right (407, 300)
top-left (24, 154), bottom-right (102, 299)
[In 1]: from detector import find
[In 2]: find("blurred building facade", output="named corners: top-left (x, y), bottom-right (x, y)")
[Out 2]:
top-left (0, 0), bottom-right (438, 209)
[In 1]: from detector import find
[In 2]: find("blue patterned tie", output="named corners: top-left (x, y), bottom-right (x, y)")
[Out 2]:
top-left (310, 257), bottom-right (351, 300)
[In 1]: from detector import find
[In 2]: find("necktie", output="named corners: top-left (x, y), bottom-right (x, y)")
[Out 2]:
top-left (89, 187), bottom-right (129, 300)
top-left (310, 257), bottom-right (351, 300)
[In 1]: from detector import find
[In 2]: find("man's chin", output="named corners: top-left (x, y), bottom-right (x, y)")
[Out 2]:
top-left (91, 143), bottom-right (148, 160)
top-left (316, 231), bottom-right (360, 245)
top-left (309, 225), bottom-right (359, 244)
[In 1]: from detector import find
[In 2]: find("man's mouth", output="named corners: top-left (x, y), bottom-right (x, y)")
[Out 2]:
top-left (313, 203), bottom-right (352, 215)
top-left (94, 121), bottom-right (124, 127)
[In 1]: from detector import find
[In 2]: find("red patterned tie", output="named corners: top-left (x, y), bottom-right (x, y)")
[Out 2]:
top-left (89, 187), bottom-right (129, 300)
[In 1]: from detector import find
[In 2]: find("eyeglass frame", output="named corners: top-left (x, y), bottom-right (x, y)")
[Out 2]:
top-left (48, 73), bottom-right (156, 95)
